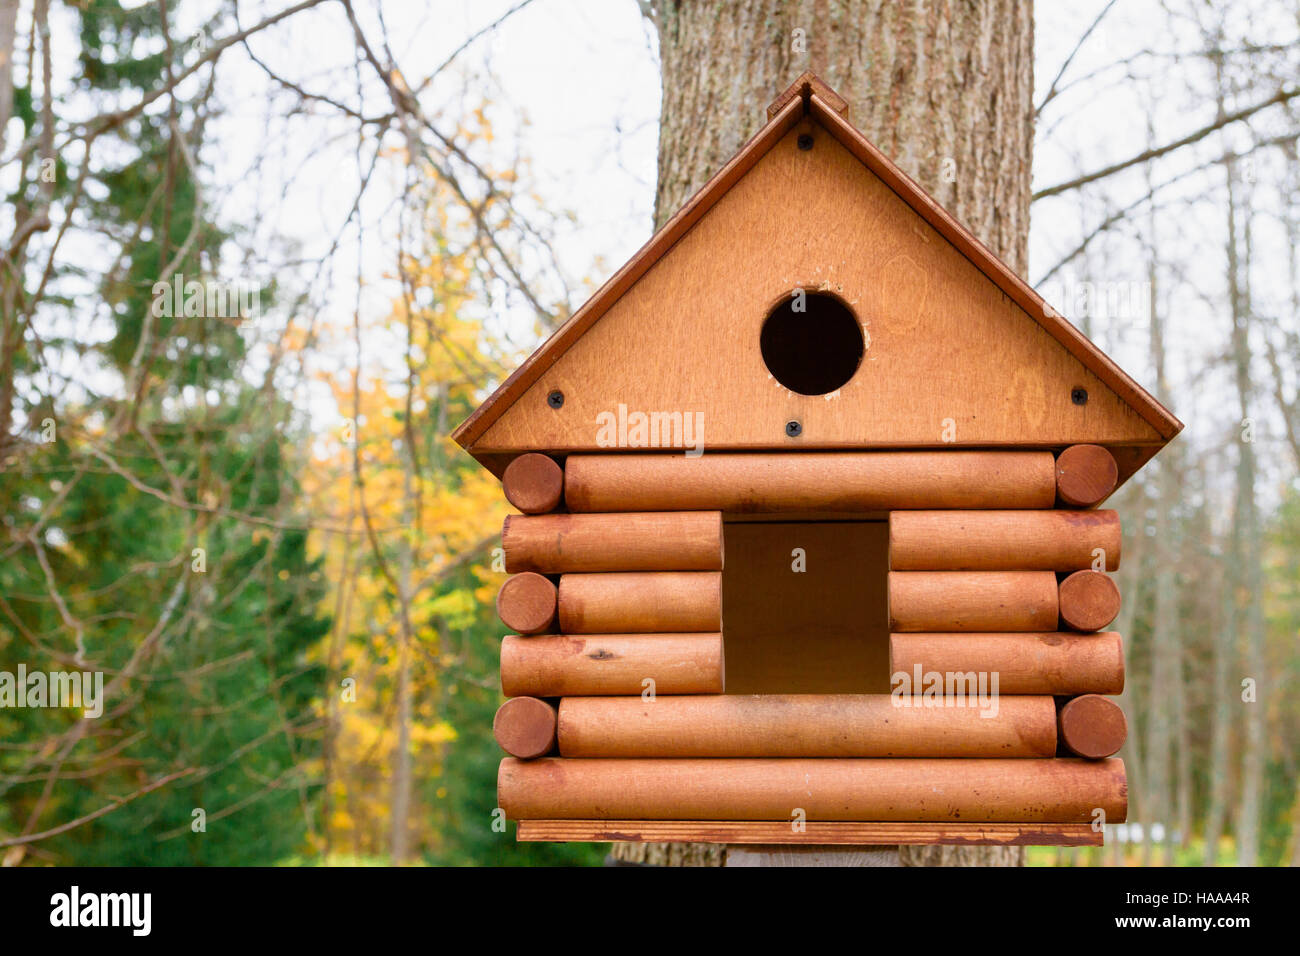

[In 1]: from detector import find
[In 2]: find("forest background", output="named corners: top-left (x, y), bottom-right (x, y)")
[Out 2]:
top-left (1, 0), bottom-right (1298, 867)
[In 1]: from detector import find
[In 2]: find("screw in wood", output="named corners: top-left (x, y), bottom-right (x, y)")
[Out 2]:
top-left (785, 420), bottom-right (802, 437)
top-left (547, 390), bottom-right (565, 409)
top-left (797, 134), bottom-right (814, 151)
top-left (1071, 387), bottom-right (1088, 406)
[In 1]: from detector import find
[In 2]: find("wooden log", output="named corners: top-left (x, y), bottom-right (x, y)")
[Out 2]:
top-left (888, 510), bottom-right (1120, 571)
top-left (1055, 444), bottom-right (1119, 508)
top-left (564, 451), bottom-right (1057, 512)
top-left (890, 632), bottom-right (1125, 695)
top-left (498, 757), bottom-right (1128, 823)
top-left (496, 572), bottom-right (558, 635)
top-left (888, 571), bottom-right (1058, 632)
top-left (1058, 695), bottom-right (1128, 759)
top-left (557, 694), bottom-right (1057, 758)
top-left (558, 571), bottom-right (722, 633)
top-left (502, 453), bottom-right (565, 514)
top-left (500, 633), bottom-right (724, 697)
top-left (493, 697), bottom-right (558, 759)
top-left (1058, 570), bottom-right (1121, 632)
top-left (503, 511), bottom-right (723, 574)
top-left (516, 820), bottom-right (1102, 847)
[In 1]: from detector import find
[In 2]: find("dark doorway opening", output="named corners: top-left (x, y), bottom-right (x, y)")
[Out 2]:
top-left (722, 518), bottom-right (890, 694)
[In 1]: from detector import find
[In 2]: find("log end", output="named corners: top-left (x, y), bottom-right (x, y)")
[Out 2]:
top-left (1056, 445), bottom-right (1118, 508)
top-left (502, 453), bottom-right (564, 514)
top-left (1058, 570), bottom-right (1120, 632)
top-left (497, 572), bottom-right (558, 634)
top-left (1058, 695), bottom-right (1128, 759)
top-left (493, 696), bottom-right (558, 759)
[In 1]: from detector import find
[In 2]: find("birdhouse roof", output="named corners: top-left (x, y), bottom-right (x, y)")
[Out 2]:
top-left (453, 73), bottom-right (1181, 491)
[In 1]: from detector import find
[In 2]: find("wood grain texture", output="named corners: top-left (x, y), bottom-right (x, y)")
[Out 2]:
top-left (495, 572), bottom-right (557, 635)
top-left (1058, 694), bottom-right (1128, 759)
top-left (1058, 570), bottom-right (1122, 632)
top-left (888, 571), bottom-right (1059, 632)
top-left (565, 451), bottom-right (1056, 513)
top-left (498, 757), bottom-right (1128, 823)
top-left (890, 631), bottom-right (1125, 696)
top-left (557, 694), bottom-right (1057, 758)
top-left (500, 633), bottom-right (724, 697)
top-left (558, 571), bottom-right (722, 633)
top-left (1055, 444), bottom-right (1119, 508)
top-left (501, 453), bottom-right (565, 514)
top-left (889, 509), bottom-right (1120, 571)
top-left (516, 820), bottom-right (1103, 847)
top-left (464, 121), bottom-right (1177, 460)
top-left (492, 697), bottom-right (558, 759)
top-left (503, 511), bottom-right (723, 573)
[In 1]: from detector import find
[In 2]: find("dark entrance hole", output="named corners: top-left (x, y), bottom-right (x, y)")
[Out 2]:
top-left (760, 292), bottom-right (864, 395)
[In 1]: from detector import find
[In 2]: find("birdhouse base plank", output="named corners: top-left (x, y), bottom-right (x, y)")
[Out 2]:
top-left (516, 820), bottom-right (1101, 847)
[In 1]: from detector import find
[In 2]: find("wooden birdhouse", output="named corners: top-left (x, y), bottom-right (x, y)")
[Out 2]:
top-left (453, 74), bottom-right (1181, 849)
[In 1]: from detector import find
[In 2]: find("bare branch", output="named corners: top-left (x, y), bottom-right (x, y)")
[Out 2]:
top-left (1034, 85), bottom-right (1300, 200)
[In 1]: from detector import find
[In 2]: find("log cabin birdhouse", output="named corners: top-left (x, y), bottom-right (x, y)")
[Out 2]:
top-left (453, 74), bottom-right (1181, 849)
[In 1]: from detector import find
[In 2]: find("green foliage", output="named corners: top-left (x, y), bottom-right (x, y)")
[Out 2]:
top-left (0, 0), bottom-right (330, 866)
top-left (0, 402), bottom-right (330, 865)
top-left (423, 562), bottom-right (604, 867)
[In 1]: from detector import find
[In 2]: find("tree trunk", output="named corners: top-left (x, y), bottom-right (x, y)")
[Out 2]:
top-left (389, 307), bottom-right (421, 864)
top-left (1203, 519), bottom-right (1236, 865)
top-left (650, 0), bottom-right (1034, 276)
top-left (1109, 482), bottom-right (1146, 866)
top-left (1204, 159), bottom-right (1244, 867)
top-left (1203, 50), bottom-right (1241, 868)
top-left (614, 0), bottom-right (1035, 868)
top-left (1228, 159), bottom-right (1265, 867)
top-left (0, 0), bottom-right (17, 157)
top-left (1143, 190), bottom-right (1179, 867)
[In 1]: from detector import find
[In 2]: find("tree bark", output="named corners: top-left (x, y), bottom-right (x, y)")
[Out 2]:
top-left (0, 0), bottom-right (18, 157)
top-left (1203, 510), bottom-right (1236, 865)
top-left (1108, 482), bottom-right (1146, 866)
top-left (1228, 158), bottom-right (1265, 868)
top-left (616, 0), bottom-right (1035, 868)
top-left (649, 0), bottom-right (1035, 274)
top-left (1142, 155), bottom-right (1179, 866)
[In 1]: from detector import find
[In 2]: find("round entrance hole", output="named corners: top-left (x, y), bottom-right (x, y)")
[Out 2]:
top-left (760, 292), bottom-right (864, 395)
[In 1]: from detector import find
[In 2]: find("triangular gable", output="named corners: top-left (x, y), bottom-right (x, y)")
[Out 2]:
top-left (454, 76), bottom-right (1180, 488)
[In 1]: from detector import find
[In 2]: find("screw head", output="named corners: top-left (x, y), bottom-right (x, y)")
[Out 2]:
top-left (547, 389), bottom-right (565, 409)
top-left (1071, 387), bottom-right (1089, 406)
top-left (785, 420), bottom-right (802, 438)
top-left (797, 134), bottom-right (814, 151)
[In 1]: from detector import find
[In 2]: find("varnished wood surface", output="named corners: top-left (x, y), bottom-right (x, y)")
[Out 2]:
top-left (454, 87), bottom-right (1181, 495)
top-left (516, 820), bottom-right (1102, 847)
top-left (499, 757), bottom-right (1128, 823)
top-left (474, 120), bottom-right (1165, 458)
